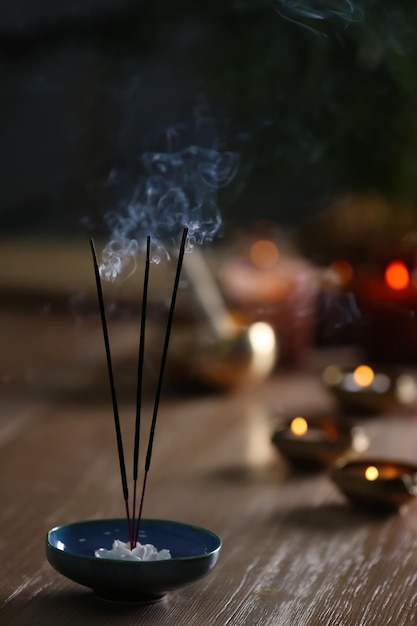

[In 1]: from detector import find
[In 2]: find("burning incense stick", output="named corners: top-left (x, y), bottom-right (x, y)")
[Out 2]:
top-left (90, 238), bottom-right (132, 546)
top-left (135, 227), bottom-right (189, 542)
top-left (131, 236), bottom-right (151, 547)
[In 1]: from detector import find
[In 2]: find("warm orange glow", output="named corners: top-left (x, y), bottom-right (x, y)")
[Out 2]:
top-left (250, 240), bottom-right (279, 269)
top-left (353, 365), bottom-right (375, 388)
top-left (384, 261), bottom-right (410, 290)
top-left (365, 465), bottom-right (379, 481)
top-left (329, 260), bottom-right (354, 286)
top-left (290, 416), bottom-right (308, 436)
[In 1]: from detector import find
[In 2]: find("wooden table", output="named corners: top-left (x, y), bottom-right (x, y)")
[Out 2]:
top-left (1, 305), bottom-right (417, 625)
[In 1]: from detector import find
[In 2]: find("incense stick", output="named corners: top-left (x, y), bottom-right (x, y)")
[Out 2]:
top-left (131, 236), bottom-right (151, 547)
top-left (135, 227), bottom-right (188, 542)
top-left (90, 239), bottom-right (132, 546)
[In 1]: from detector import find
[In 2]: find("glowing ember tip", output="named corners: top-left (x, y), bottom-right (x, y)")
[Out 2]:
top-left (353, 365), bottom-right (375, 388)
top-left (290, 417), bottom-right (308, 436)
top-left (365, 466), bottom-right (379, 481)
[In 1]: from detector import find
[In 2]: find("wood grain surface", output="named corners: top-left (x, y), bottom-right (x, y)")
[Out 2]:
top-left (1, 304), bottom-right (417, 625)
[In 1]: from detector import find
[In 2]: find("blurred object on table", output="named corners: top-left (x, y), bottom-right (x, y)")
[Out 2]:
top-left (165, 245), bottom-right (277, 389)
top-left (322, 363), bottom-right (417, 415)
top-left (354, 237), bottom-right (417, 364)
top-left (314, 258), bottom-right (362, 348)
top-left (299, 194), bottom-right (417, 264)
top-left (219, 225), bottom-right (318, 366)
top-left (167, 316), bottom-right (277, 390)
top-left (298, 194), bottom-right (417, 361)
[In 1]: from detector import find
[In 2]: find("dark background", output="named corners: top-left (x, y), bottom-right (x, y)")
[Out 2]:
top-left (0, 0), bottom-right (416, 243)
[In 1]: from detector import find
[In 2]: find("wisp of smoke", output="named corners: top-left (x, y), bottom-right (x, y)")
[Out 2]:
top-left (100, 137), bottom-right (239, 281)
top-left (275, 0), bottom-right (376, 36)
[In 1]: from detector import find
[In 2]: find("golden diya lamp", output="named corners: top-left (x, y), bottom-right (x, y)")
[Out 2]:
top-left (323, 363), bottom-right (417, 414)
top-left (331, 459), bottom-right (417, 512)
top-left (271, 415), bottom-right (369, 470)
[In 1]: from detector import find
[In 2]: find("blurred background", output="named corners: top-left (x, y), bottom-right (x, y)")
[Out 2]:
top-left (2, 0), bottom-right (417, 398)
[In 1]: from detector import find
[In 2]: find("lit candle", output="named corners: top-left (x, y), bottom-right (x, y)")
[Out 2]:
top-left (385, 261), bottom-right (410, 290)
top-left (355, 258), bottom-right (417, 363)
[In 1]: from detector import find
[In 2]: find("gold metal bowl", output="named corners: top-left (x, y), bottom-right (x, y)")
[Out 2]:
top-left (331, 459), bottom-right (417, 511)
top-left (271, 416), bottom-right (369, 470)
top-left (322, 364), bottom-right (417, 414)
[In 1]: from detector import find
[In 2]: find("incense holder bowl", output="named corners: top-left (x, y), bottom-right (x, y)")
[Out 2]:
top-left (331, 459), bottom-right (417, 511)
top-left (46, 518), bottom-right (221, 603)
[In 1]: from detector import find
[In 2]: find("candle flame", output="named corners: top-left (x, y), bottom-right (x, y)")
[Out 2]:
top-left (353, 365), bottom-right (375, 388)
top-left (385, 261), bottom-right (410, 290)
top-left (247, 321), bottom-right (277, 378)
top-left (248, 322), bottom-right (276, 355)
top-left (250, 240), bottom-right (279, 270)
top-left (365, 465), bottom-right (379, 481)
top-left (290, 416), bottom-right (308, 436)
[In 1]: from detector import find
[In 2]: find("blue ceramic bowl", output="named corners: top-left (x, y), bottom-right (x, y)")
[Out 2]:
top-left (46, 518), bottom-right (221, 603)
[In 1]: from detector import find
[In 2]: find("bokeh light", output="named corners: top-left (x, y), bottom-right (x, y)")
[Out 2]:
top-left (385, 261), bottom-right (410, 290)
top-left (249, 240), bottom-right (279, 270)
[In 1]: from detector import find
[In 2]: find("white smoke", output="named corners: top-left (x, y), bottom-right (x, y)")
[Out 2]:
top-left (275, 0), bottom-right (376, 36)
top-left (100, 129), bottom-right (239, 281)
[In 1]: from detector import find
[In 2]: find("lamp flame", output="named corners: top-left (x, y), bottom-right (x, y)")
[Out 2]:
top-left (290, 416), bottom-right (308, 436)
top-left (365, 465), bottom-right (379, 481)
top-left (353, 365), bottom-right (374, 388)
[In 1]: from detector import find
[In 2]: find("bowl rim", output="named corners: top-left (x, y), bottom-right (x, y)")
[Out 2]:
top-left (46, 517), bottom-right (222, 564)
top-left (331, 458), bottom-right (417, 476)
